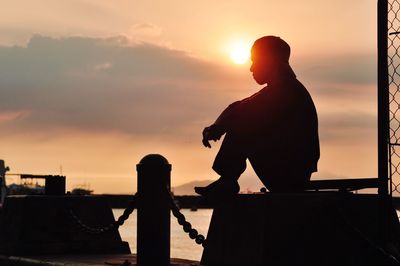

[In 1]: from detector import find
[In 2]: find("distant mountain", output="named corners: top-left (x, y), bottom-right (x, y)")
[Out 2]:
top-left (172, 180), bottom-right (214, 195)
top-left (172, 175), bottom-right (265, 195)
top-left (171, 173), bottom-right (345, 196)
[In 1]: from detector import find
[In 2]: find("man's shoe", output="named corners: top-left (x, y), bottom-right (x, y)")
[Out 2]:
top-left (194, 177), bottom-right (240, 199)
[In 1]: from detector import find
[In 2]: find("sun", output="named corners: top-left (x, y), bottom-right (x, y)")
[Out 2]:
top-left (229, 41), bottom-right (251, 64)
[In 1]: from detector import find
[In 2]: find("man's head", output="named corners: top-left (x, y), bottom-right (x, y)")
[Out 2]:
top-left (250, 36), bottom-right (291, 85)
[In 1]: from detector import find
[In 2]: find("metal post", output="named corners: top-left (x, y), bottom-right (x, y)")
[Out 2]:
top-left (377, 0), bottom-right (391, 247)
top-left (378, 0), bottom-right (389, 196)
top-left (0, 160), bottom-right (9, 205)
top-left (136, 154), bottom-right (171, 265)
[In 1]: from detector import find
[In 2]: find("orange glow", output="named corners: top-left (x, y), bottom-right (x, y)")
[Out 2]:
top-left (228, 40), bottom-right (251, 64)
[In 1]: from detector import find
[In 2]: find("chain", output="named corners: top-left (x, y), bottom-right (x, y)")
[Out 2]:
top-left (68, 190), bottom-right (207, 248)
top-left (68, 193), bottom-right (138, 235)
top-left (168, 191), bottom-right (207, 247)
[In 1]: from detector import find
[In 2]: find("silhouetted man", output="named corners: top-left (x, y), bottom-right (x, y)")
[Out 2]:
top-left (195, 36), bottom-right (320, 199)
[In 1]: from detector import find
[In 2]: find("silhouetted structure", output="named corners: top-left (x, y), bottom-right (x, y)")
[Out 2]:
top-left (136, 154), bottom-right (171, 265)
top-left (196, 36), bottom-right (319, 199)
top-left (19, 174), bottom-right (66, 195)
top-left (201, 193), bottom-right (400, 266)
top-left (0, 195), bottom-right (130, 255)
top-left (0, 160), bottom-right (8, 205)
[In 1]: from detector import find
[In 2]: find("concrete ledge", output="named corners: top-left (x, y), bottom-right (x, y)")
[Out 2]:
top-left (0, 254), bottom-right (200, 266)
top-left (0, 195), bottom-right (130, 255)
top-left (202, 193), bottom-right (400, 265)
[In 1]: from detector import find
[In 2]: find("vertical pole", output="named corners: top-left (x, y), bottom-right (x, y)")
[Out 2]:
top-left (136, 154), bottom-right (171, 265)
top-left (377, 0), bottom-right (390, 247)
top-left (378, 0), bottom-right (389, 196)
top-left (0, 160), bottom-right (9, 205)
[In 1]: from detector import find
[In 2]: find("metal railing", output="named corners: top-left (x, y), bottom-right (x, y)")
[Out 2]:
top-left (67, 154), bottom-right (206, 266)
top-left (387, 0), bottom-right (400, 195)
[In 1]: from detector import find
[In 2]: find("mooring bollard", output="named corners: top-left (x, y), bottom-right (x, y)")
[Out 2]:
top-left (45, 175), bottom-right (66, 195)
top-left (136, 154), bottom-right (171, 265)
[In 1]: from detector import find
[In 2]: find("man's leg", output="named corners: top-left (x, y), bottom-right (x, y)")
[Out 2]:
top-left (212, 132), bottom-right (247, 179)
top-left (248, 155), bottom-right (312, 192)
top-left (195, 132), bottom-right (247, 198)
top-left (263, 172), bottom-right (312, 192)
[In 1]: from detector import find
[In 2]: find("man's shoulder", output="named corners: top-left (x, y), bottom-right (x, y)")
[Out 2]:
top-left (283, 78), bottom-right (311, 96)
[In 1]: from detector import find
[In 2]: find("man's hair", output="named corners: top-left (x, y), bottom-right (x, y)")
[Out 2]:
top-left (252, 36), bottom-right (291, 63)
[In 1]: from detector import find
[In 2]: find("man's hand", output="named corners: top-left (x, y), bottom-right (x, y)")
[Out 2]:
top-left (202, 127), bottom-right (212, 148)
top-left (202, 125), bottom-right (223, 148)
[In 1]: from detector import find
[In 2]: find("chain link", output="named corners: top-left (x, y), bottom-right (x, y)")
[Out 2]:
top-left (389, 0), bottom-right (400, 195)
top-left (67, 190), bottom-right (207, 248)
top-left (68, 193), bottom-right (138, 235)
top-left (168, 191), bottom-right (207, 247)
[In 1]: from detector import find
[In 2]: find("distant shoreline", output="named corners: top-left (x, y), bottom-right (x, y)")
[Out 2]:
top-left (96, 194), bottom-right (213, 209)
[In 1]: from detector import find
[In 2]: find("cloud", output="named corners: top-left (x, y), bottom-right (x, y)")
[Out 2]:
top-left (295, 53), bottom-right (376, 86)
top-left (0, 110), bottom-right (30, 123)
top-left (319, 111), bottom-right (376, 142)
top-left (128, 23), bottom-right (163, 37)
top-left (94, 62), bottom-right (112, 71)
top-left (0, 35), bottom-right (377, 146)
top-left (0, 35), bottom-right (242, 139)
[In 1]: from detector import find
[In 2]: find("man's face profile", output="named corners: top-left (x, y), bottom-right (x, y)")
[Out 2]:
top-left (250, 36), bottom-right (291, 85)
top-left (250, 47), bottom-right (271, 85)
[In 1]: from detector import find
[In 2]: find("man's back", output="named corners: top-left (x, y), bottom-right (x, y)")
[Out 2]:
top-left (241, 78), bottom-right (320, 191)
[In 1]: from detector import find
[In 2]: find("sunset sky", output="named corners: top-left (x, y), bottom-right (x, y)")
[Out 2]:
top-left (0, 0), bottom-right (378, 194)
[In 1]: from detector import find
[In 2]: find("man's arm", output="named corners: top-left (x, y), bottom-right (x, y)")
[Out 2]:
top-left (202, 87), bottom-right (287, 148)
top-left (202, 101), bottom-right (241, 148)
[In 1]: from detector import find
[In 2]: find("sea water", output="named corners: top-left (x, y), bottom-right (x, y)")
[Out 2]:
top-left (113, 208), bottom-right (213, 261)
